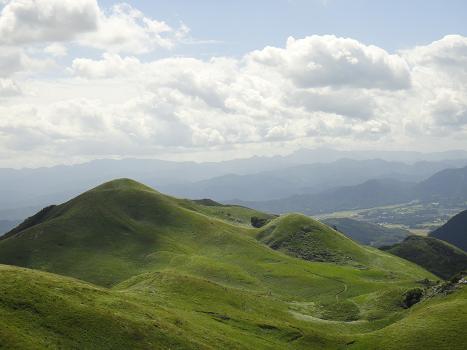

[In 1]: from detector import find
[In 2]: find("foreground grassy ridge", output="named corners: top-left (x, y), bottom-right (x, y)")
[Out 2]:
top-left (0, 265), bottom-right (202, 350)
top-left (1, 264), bottom-right (465, 350)
top-left (0, 179), bottom-right (458, 349)
top-left (350, 286), bottom-right (467, 350)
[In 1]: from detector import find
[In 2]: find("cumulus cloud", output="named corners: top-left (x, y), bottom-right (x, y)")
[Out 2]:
top-left (0, 0), bottom-right (99, 45)
top-left (399, 35), bottom-right (467, 134)
top-left (71, 53), bottom-right (141, 79)
top-left (0, 47), bottom-right (54, 77)
top-left (0, 0), bottom-right (188, 53)
top-left (1, 32), bottom-right (467, 165)
top-left (0, 78), bottom-right (22, 96)
top-left (403, 35), bottom-right (467, 69)
top-left (247, 35), bottom-right (411, 90)
top-left (79, 3), bottom-right (188, 54)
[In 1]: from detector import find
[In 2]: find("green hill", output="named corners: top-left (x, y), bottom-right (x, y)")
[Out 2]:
top-left (381, 235), bottom-right (467, 279)
top-left (430, 209), bottom-right (467, 251)
top-left (257, 214), bottom-right (374, 265)
top-left (322, 217), bottom-right (409, 247)
top-left (0, 179), bottom-right (429, 288)
top-left (1, 179), bottom-right (464, 349)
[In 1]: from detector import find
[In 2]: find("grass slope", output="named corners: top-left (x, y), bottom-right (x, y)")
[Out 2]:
top-left (322, 217), bottom-right (409, 247)
top-left (350, 286), bottom-right (467, 350)
top-left (1, 264), bottom-right (465, 350)
top-left (381, 235), bottom-right (467, 279)
top-left (0, 179), bottom-right (459, 349)
top-left (257, 214), bottom-right (373, 265)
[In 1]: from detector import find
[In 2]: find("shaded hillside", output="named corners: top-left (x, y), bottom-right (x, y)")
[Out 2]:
top-left (381, 235), bottom-right (467, 279)
top-left (430, 210), bottom-right (467, 251)
top-left (322, 217), bottom-right (409, 247)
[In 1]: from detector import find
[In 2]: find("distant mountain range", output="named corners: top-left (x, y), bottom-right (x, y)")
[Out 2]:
top-left (1, 149), bottom-right (465, 220)
top-left (161, 158), bottom-right (466, 201)
top-left (232, 165), bottom-right (467, 215)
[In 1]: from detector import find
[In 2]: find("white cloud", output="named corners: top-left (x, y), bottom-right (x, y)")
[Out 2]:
top-left (0, 47), bottom-right (54, 77)
top-left (44, 42), bottom-right (67, 57)
top-left (1, 32), bottom-right (467, 166)
top-left (78, 3), bottom-right (188, 54)
top-left (247, 35), bottom-right (411, 90)
top-left (0, 0), bottom-right (99, 45)
top-left (71, 53), bottom-right (141, 79)
top-left (0, 78), bottom-right (22, 96)
top-left (0, 0), bottom-right (188, 54)
top-left (403, 35), bottom-right (467, 69)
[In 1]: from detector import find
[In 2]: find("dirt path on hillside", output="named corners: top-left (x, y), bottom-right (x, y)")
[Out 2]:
top-left (305, 269), bottom-right (348, 302)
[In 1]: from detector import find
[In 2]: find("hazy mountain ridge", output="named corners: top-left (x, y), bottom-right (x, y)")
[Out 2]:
top-left (0, 149), bottom-right (465, 217)
top-left (161, 158), bottom-right (466, 201)
top-left (233, 166), bottom-right (467, 215)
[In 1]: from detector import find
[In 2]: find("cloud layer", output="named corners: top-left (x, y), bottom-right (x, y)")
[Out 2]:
top-left (0, 0), bottom-right (466, 166)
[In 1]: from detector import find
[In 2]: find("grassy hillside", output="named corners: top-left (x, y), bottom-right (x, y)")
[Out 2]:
top-left (0, 179), bottom-right (431, 288)
top-left (430, 209), bottom-right (467, 251)
top-left (1, 265), bottom-right (465, 350)
top-left (381, 235), bottom-right (467, 279)
top-left (322, 217), bottom-right (409, 247)
top-left (350, 285), bottom-right (467, 350)
top-left (257, 214), bottom-right (374, 265)
top-left (1, 178), bottom-right (462, 349)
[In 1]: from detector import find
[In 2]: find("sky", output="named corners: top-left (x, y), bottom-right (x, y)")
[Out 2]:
top-left (0, 0), bottom-right (466, 168)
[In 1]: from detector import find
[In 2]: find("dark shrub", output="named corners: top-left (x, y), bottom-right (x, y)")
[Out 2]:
top-left (251, 216), bottom-right (268, 228)
top-left (401, 288), bottom-right (423, 308)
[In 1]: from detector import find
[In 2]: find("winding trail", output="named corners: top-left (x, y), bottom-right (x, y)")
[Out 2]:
top-left (303, 269), bottom-right (349, 303)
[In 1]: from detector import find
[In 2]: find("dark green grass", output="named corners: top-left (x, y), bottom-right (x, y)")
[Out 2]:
top-left (381, 235), bottom-right (467, 279)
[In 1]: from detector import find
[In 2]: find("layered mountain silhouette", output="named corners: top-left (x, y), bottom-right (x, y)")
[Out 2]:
top-left (234, 166), bottom-right (467, 214)
top-left (0, 153), bottom-right (465, 219)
